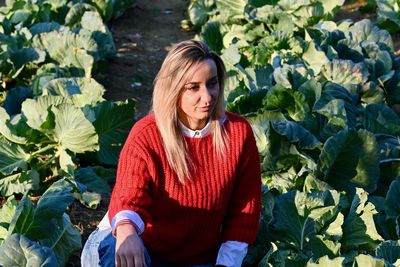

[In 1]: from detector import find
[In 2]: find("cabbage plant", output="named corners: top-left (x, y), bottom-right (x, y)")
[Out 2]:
top-left (187, 2), bottom-right (400, 265)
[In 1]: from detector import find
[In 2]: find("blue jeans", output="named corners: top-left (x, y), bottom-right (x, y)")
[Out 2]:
top-left (81, 227), bottom-right (211, 267)
top-left (81, 228), bottom-right (151, 267)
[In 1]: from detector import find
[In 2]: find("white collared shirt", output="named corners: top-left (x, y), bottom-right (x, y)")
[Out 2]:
top-left (179, 119), bottom-right (212, 138)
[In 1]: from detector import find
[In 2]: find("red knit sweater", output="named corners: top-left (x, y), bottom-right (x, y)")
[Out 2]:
top-left (108, 112), bottom-right (261, 265)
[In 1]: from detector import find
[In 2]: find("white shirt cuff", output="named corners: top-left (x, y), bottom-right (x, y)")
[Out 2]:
top-left (216, 241), bottom-right (248, 267)
top-left (111, 210), bottom-right (145, 235)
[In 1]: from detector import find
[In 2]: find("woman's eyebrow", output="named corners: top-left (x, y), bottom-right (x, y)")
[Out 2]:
top-left (184, 82), bottom-right (200, 86)
top-left (185, 76), bottom-right (218, 85)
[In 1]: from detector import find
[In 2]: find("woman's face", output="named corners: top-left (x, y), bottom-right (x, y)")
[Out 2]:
top-left (178, 59), bottom-right (219, 130)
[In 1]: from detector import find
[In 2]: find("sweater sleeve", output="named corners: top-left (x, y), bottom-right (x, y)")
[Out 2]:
top-left (108, 138), bottom-right (152, 225)
top-left (222, 122), bottom-right (261, 244)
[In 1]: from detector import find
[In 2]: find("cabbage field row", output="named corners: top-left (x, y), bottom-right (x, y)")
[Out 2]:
top-left (0, 0), bottom-right (136, 266)
top-left (184, 0), bottom-right (400, 266)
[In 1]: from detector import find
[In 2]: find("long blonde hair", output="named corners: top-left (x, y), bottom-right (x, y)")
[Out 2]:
top-left (152, 40), bottom-right (227, 183)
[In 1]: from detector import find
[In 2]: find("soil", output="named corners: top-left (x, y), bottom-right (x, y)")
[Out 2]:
top-left (97, 0), bottom-right (193, 120)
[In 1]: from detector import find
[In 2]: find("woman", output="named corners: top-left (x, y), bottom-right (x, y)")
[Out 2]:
top-left (81, 40), bottom-right (261, 267)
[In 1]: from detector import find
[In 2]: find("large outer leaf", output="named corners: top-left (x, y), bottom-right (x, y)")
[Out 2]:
top-left (0, 107), bottom-right (26, 144)
top-left (0, 196), bottom-right (17, 241)
top-left (263, 86), bottom-right (311, 122)
top-left (41, 77), bottom-right (105, 108)
top-left (9, 47), bottom-right (46, 71)
top-left (215, 0), bottom-right (246, 18)
top-left (74, 166), bottom-right (110, 193)
top-left (272, 120), bottom-right (321, 150)
top-left (267, 243), bottom-right (310, 266)
top-left (291, 4), bottom-right (325, 28)
top-left (314, 98), bottom-right (348, 128)
top-left (320, 59), bottom-right (369, 88)
top-left (7, 179), bottom-right (74, 240)
top-left (89, 0), bottom-right (114, 22)
top-left (363, 103), bottom-right (400, 136)
top-left (0, 137), bottom-right (29, 175)
top-left (318, 0), bottom-right (345, 15)
top-left (29, 22), bottom-right (65, 36)
top-left (352, 254), bottom-right (388, 267)
top-left (0, 170), bottom-right (39, 197)
top-left (316, 128), bottom-right (380, 193)
top-left (278, 0), bottom-right (311, 11)
top-left (6, 179), bottom-right (81, 264)
top-left (360, 82), bottom-right (386, 105)
top-left (226, 89), bottom-right (267, 115)
top-left (221, 44), bottom-right (241, 68)
top-left (93, 99), bottom-right (135, 165)
top-left (80, 11), bottom-right (116, 59)
top-left (21, 95), bottom-right (67, 131)
top-left (32, 30), bottom-right (96, 77)
top-left (188, 0), bottom-right (213, 28)
top-left (51, 103), bottom-right (98, 153)
top-left (40, 214), bottom-right (81, 266)
top-left (385, 177), bottom-right (400, 218)
top-left (2, 86), bottom-right (32, 116)
top-left (303, 40), bottom-right (330, 75)
top-left (345, 19), bottom-right (393, 51)
top-left (0, 233), bottom-right (57, 267)
top-left (362, 42), bottom-right (393, 81)
top-left (313, 82), bottom-right (358, 129)
top-left (64, 3), bottom-right (98, 27)
top-left (342, 188), bottom-right (383, 251)
top-left (306, 255), bottom-right (345, 266)
top-left (248, 112), bottom-right (318, 192)
top-left (376, 240), bottom-right (400, 265)
top-left (270, 190), bottom-right (342, 254)
top-left (247, 111), bottom-right (286, 156)
top-left (273, 64), bottom-right (309, 90)
top-left (377, 0), bottom-right (400, 33)
top-left (199, 20), bottom-right (223, 54)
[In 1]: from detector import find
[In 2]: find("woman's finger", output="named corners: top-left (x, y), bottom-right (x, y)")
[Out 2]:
top-left (127, 255), bottom-right (135, 267)
top-left (133, 254), bottom-right (144, 267)
top-left (115, 254), bottom-right (121, 267)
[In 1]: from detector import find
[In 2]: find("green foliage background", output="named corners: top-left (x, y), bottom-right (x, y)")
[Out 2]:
top-left (185, 0), bottom-right (400, 266)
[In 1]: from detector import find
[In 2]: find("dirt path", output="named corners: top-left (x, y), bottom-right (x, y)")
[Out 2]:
top-left (99, 0), bottom-right (193, 119)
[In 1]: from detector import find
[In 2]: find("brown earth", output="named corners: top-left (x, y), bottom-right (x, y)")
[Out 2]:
top-left (98, 0), bottom-right (194, 119)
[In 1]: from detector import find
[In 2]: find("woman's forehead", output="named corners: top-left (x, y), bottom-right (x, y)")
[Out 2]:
top-left (185, 59), bottom-right (218, 82)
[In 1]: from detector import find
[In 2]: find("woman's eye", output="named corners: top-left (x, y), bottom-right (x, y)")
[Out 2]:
top-left (207, 80), bottom-right (218, 88)
top-left (187, 86), bottom-right (199, 91)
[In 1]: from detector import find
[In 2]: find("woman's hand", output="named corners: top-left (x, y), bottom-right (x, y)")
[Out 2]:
top-left (115, 223), bottom-right (147, 267)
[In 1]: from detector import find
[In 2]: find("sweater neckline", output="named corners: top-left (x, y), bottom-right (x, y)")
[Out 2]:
top-left (180, 114), bottom-right (228, 140)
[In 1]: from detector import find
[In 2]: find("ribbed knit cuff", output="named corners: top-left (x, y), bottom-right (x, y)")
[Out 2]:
top-left (222, 215), bottom-right (260, 244)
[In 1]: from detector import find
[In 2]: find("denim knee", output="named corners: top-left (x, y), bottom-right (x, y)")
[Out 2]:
top-left (81, 228), bottom-right (113, 267)
top-left (81, 228), bottom-right (150, 267)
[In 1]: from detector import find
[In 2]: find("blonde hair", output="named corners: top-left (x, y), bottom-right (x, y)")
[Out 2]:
top-left (152, 40), bottom-right (227, 183)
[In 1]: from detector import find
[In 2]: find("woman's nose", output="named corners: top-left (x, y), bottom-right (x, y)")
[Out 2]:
top-left (201, 86), bottom-right (213, 103)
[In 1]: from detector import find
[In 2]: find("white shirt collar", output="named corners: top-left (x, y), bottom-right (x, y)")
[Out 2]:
top-left (179, 114), bottom-right (227, 138)
top-left (179, 119), bottom-right (211, 138)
